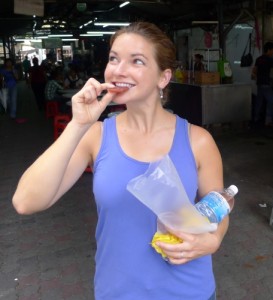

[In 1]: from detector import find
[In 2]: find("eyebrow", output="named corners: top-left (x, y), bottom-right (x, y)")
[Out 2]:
top-left (109, 50), bottom-right (148, 60)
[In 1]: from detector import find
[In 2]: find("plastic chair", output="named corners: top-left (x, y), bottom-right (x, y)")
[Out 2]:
top-left (53, 114), bottom-right (71, 140)
top-left (46, 101), bottom-right (59, 119)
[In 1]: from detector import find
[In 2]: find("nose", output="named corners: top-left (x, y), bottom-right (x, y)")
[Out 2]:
top-left (112, 60), bottom-right (128, 76)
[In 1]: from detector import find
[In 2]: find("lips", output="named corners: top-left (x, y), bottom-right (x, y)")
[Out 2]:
top-left (108, 82), bottom-right (135, 93)
top-left (113, 82), bottom-right (135, 88)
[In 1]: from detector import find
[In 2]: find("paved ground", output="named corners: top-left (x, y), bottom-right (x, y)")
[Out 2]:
top-left (0, 81), bottom-right (273, 300)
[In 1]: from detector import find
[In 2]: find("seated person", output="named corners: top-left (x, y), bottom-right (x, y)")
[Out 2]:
top-left (45, 70), bottom-right (67, 112)
top-left (64, 66), bottom-right (84, 89)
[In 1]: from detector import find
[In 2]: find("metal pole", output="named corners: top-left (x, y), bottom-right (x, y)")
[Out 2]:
top-left (218, 0), bottom-right (225, 56)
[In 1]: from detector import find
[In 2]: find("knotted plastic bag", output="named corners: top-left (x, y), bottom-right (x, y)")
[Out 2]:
top-left (127, 155), bottom-right (217, 234)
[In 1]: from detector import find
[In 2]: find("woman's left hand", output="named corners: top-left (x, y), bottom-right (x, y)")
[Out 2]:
top-left (155, 230), bottom-right (222, 265)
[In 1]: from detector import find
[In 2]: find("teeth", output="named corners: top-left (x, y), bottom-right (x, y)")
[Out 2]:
top-left (114, 83), bottom-right (134, 88)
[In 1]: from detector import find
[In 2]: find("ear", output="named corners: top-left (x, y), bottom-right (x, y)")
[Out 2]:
top-left (158, 69), bottom-right (172, 89)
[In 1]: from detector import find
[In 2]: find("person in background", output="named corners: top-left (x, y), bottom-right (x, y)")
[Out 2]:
top-left (22, 56), bottom-right (31, 82)
top-left (29, 57), bottom-right (47, 111)
top-left (194, 53), bottom-right (205, 71)
top-left (41, 53), bottom-right (55, 79)
top-left (64, 65), bottom-right (84, 89)
top-left (44, 69), bottom-right (64, 101)
top-left (12, 22), bottom-right (228, 300)
top-left (251, 41), bottom-right (273, 127)
top-left (0, 58), bottom-right (19, 119)
top-left (44, 69), bottom-right (67, 112)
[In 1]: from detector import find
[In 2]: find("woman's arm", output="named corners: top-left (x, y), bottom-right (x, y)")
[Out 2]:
top-left (192, 124), bottom-right (229, 248)
top-left (12, 120), bottom-right (91, 215)
top-left (12, 78), bottom-right (116, 215)
top-left (155, 125), bottom-right (228, 264)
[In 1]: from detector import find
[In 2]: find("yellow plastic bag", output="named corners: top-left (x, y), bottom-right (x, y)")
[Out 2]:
top-left (151, 232), bottom-right (182, 258)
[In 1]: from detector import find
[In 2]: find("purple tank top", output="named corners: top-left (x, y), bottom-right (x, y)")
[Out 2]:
top-left (93, 115), bottom-right (215, 300)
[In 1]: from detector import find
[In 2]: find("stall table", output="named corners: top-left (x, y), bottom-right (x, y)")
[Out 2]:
top-left (166, 82), bottom-right (252, 126)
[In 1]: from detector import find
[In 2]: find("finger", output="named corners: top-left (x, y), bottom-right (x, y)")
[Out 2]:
top-left (76, 80), bottom-right (115, 102)
top-left (155, 241), bottom-right (186, 253)
top-left (99, 91), bottom-right (115, 109)
top-left (84, 80), bottom-right (115, 97)
top-left (168, 256), bottom-right (189, 265)
top-left (73, 87), bottom-right (103, 105)
top-left (163, 248), bottom-right (187, 260)
top-left (163, 252), bottom-right (189, 265)
top-left (164, 227), bottom-right (194, 242)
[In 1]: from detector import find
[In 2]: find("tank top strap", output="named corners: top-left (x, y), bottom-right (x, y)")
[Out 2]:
top-left (94, 116), bottom-right (119, 170)
top-left (170, 116), bottom-right (190, 157)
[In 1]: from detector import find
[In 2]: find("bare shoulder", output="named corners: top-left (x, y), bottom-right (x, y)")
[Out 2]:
top-left (190, 124), bottom-right (216, 148)
top-left (82, 120), bottom-right (103, 146)
top-left (189, 124), bottom-right (222, 169)
top-left (86, 120), bottom-right (103, 136)
top-left (189, 124), bottom-right (223, 196)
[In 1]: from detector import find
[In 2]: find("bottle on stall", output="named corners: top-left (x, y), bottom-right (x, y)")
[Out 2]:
top-left (195, 185), bottom-right (238, 224)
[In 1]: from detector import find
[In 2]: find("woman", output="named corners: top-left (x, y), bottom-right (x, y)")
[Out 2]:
top-left (0, 58), bottom-right (19, 119)
top-left (13, 22), bottom-right (228, 299)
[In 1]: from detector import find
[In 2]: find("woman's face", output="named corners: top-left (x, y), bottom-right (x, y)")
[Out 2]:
top-left (104, 33), bottom-right (164, 104)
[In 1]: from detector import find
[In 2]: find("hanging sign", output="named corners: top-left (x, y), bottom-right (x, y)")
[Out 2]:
top-left (14, 0), bottom-right (44, 17)
top-left (204, 32), bottom-right (213, 48)
top-left (42, 38), bottom-right (62, 49)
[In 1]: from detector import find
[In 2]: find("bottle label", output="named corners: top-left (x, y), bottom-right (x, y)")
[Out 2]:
top-left (198, 192), bottom-right (230, 223)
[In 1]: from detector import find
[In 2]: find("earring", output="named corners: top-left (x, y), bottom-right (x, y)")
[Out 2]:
top-left (159, 89), bottom-right (164, 99)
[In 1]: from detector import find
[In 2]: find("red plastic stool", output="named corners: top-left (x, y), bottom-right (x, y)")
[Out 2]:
top-left (85, 166), bottom-right (93, 173)
top-left (53, 114), bottom-right (71, 140)
top-left (46, 101), bottom-right (59, 119)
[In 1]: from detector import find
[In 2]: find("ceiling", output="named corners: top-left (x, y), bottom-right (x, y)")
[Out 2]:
top-left (0, 0), bottom-right (256, 38)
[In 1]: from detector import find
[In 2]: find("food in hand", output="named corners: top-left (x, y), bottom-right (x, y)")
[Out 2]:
top-left (151, 232), bottom-right (183, 258)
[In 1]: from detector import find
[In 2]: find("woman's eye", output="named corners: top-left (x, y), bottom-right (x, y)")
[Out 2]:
top-left (109, 56), bottom-right (118, 62)
top-left (134, 59), bottom-right (144, 65)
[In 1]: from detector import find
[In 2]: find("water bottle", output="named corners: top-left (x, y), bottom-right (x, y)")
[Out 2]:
top-left (195, 185), bottom-right (238, 223)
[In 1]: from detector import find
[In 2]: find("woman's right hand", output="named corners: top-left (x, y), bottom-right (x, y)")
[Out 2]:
top-left (71, 77), bottom-right (116, 125)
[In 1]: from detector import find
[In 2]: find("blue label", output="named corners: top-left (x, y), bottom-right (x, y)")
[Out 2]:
top-left (199, 192), bottom-right (230, 223)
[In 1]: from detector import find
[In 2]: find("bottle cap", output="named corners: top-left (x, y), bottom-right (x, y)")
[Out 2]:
top-left (228, 185), bottom-right (238, 196)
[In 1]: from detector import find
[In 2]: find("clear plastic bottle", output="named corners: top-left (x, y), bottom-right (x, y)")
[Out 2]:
top-left (195, 185), bottom-right (238, 223)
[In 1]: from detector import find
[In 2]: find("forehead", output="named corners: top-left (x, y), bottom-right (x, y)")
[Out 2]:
top-left (111, 33), bottom-right (155, 56)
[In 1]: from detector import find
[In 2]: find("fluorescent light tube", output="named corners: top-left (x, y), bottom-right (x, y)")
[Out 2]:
top-left (87, 31), bottom-right (115, 35)
top-left (80, 34), bottom-right (103, 37)
top-left (94, 22), bottom-right (130, 27)
top-left (119, 1), bottom-right (130, 8)
top-left (48, 34), bottom-right (73, 37)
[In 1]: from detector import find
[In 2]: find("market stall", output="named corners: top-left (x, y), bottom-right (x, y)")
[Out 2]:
top-left (166, 81), bottom-right (252, 126)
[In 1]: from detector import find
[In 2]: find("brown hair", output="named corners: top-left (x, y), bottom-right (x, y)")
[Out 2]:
top-left (110, 22), bottom-right (176, 104)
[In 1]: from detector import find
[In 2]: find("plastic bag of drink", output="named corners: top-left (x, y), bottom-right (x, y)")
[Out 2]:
top-left (127, 155), bottom-right (217, 234)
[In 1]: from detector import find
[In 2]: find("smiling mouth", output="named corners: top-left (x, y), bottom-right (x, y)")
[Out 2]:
top-left (108, 82), bottom-right (135, 93)
top-left (113, 82), bottom-right (135, 88)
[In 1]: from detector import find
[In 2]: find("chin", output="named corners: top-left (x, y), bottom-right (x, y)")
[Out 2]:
top-left (111, 94), bottom-right (127, 104)
top-left (112, 98), bottom-right (127, 105)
